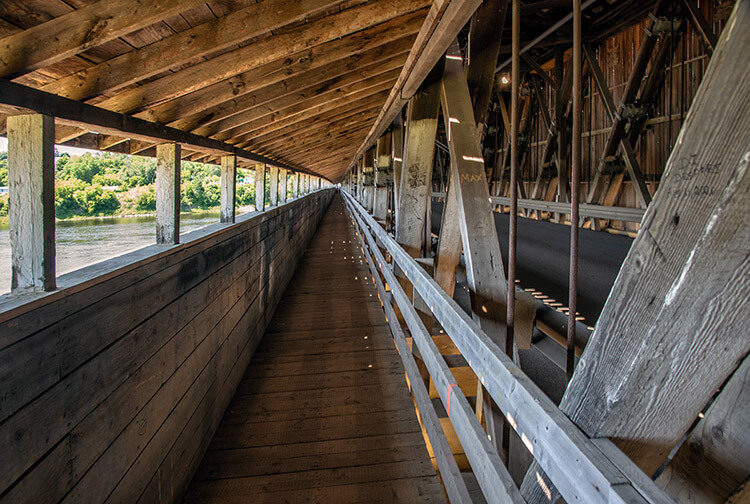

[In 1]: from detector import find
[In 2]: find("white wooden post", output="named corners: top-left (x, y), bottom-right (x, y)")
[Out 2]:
top-left (268, 165), bottom-right (278, 206)
top-left (254, 163), bottom-right (266, 211)
top-left (279, 168), bottom-right (287, 203)
top-left (155, 143), bottom-right (180, 244)
top-left (7, 114), bottom-right (56, 292)
top-left (220, 154), bottom-right (236, 223)
top-left (292, 171), bottom-right (299, 198)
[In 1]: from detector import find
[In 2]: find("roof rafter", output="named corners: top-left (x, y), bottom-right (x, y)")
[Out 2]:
top-left (35, 0), bottom-right (346, 101)
top-left (0, 0), bottom-right (208, 78)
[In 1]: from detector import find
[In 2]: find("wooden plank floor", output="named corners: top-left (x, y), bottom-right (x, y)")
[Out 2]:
top-left (182, 194), bottom-right (445, 503)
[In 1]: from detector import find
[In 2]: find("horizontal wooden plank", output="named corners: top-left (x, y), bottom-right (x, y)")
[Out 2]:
top-left (194, 434), bottom-right (428, 480)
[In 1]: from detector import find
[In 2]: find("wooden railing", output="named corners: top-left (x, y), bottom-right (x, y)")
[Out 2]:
top-left (432, 191), bottom-right (646, 223)
top-left (341, 189), bottom-right (672, 504)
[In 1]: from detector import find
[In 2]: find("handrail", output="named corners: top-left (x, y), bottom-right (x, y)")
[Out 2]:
top-left (432, 191), bottom-right (646, 222)
top-left (342, 189), bottom-right (672, 504)
top-left (349, 207), bottom-right (473, 504)
top-left (345, 195), bottom-right (523, 503)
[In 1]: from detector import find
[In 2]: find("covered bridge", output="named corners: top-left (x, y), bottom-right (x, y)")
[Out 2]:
top-left (0, 0), bottom-right (748, 502)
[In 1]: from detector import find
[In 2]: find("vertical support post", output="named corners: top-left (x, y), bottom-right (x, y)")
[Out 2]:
top-left (356, 159), bottom-right (363, 202)
top-left (555, 50), bottom-right (571, 222)
top-left (7, 114), bottom-right (56, 292)
top-left (396, 81), bottom-right (440, 256)
top-left (391, 116), bottom-right (404, 232)
top-left (254, 163), bottom-right (266, 212)
top-left (568, 0), bottom-right (582, 381)
top-left (292, 171), bottom-right (299, 198)
top-left (220, 154), bottom-right (236, 223)
top-left (268, 165), bottom-right (279, 206)
top-left (507, 0), bottom-right (520, 351)
top-left (374, 132), bottom-right (391, 221)
top-left (279, 168), bottom-right (288, 203)
top-left (156, 142), bottom-right (180, 245)
top-left (363, 148), bottom-right (376, 213)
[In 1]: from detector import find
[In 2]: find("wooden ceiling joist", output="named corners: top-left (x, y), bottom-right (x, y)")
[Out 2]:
top-left (34, 0), bottom-right (346, 102)
top-left (0, 0), bottom-right (444, 180)
top-left (234, 90), bottom-right (390, 145)
top-left (0, 0), bottom-right (209, 78)
top-left (138, 9), bottom-right (426, 127)
top-left (240, 101), bottom-right (386, 152)
top-left (226, 77), bottom-right (397, 146)
top-left (46, 0), bottom-right (428, 146)
top-left (188, 51), bottom-right (409, 138)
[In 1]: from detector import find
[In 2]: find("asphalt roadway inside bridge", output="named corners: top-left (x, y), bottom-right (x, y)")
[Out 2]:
top-left (431, 201), bottom-right (634, 326)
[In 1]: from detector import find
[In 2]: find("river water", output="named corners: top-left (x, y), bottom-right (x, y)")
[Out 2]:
top-left (0, 211), bottom-right (230, 294)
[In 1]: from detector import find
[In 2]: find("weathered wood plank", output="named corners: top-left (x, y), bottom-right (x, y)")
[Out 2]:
top-left (220, 155), bottom-right (236, 224)
top-left (395, 81), bottom-right (439, 257)
top-left (7, 113), bottom-right (55, 292)
top-left (0, 191), bottom-right (333, 502)
top-left (35, 0), bottom-right (344, 101)
top-left (0, 0), bottom-right (208, 77)
top-left (253, 164), bottom-right (266, 212)
top-left (155, 143), bottom-right (180, 244)
top-left (178, 195), bottom-right (441, 503)
top-left (656, 355), bottom-right (750, 503)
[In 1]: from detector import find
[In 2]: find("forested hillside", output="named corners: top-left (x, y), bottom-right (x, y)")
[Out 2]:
top-left (0, 151), bottom-right (261, 221)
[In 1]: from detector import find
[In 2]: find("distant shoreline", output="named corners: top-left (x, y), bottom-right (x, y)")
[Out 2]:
top-left (1, 205), bottom-right (257, 229)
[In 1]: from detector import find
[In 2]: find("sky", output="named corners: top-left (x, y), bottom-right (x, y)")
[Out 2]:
top-left (0, 136), bottom-right (99, 156)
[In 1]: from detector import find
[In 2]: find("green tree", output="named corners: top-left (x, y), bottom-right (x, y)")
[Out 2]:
top-left (136, 186), bottom-right (156, 211)
top-left (55, 179), bottom-right (86, 218)
top-left (0, 151), bottom-right (7, 186)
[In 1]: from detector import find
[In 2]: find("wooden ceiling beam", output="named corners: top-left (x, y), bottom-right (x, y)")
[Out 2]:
top-left (250, 110), bottom-right (381, 154)
top-left (266, 125), bottom-right (373, 160)
top-left (180, 41), bottom-right (411, 136)
top-left (238, 101), bottom-right (386, 152)
top-left (77, 0), bottom-right (429, 116)
top-left (0, 0), bottom-right (209, 78)
top-left (221, 74), bottom-right (397, 145)
top-left (47, 1), bottom-right (428, 144)
top-left (265, 135), bottom-right (369, 168)
top-left (35, 0), bottom-right (346, 101)
top-left (226, 85), bottom-right (393, 149)
top-left (137, 9), bottom-right (426, 127)
top-left (194, 64), bottom-right (402, 140)
top-left (232, 91), bottom-right (390, 146)
top-left (113, 78), bottom-right (393, 163)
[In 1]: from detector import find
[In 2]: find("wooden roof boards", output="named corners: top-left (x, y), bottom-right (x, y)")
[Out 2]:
top-left (0, 0), bottom-right (432, 181)
top-left (0, 0), bottom-right (659, 181)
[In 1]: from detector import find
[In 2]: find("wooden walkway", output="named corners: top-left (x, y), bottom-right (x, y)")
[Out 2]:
top-left (182, 194), bottom-right (445, 503)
